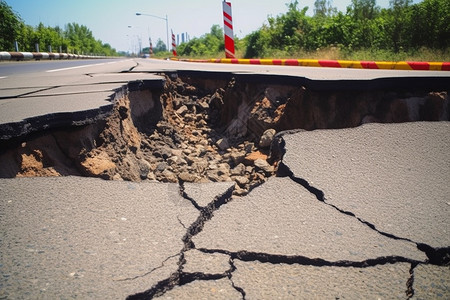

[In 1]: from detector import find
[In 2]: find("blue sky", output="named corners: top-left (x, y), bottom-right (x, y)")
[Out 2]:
top-left (7, 0), bottom-right (417, 53)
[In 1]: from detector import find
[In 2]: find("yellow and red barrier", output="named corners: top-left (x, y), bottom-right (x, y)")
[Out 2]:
top-left (205, 58), bottom-right (450, 71)
top-left (174, 57), bottom-right (449, 71)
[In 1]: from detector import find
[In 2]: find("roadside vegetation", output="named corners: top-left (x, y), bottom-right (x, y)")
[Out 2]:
top-left (0, 0), bottom-right (118, 56)
top-left (173, 0), bottom-right (449, 61)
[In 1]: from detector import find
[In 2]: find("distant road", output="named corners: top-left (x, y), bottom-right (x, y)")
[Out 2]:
top-left (0, 58), bottom-right (145, 138)
top-left (0, 59), bottom-right (129, 77)
top-left (2, 57), bottom-right (450, 82)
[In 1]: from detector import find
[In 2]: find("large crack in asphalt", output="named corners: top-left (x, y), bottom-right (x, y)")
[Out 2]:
top-left (127, 132), bottom-right (447, 299)
top-left (272, 131), bottom-right (450, 267)
top-left (127, 181), bottom-right (238, 299)
top-left (274, 133), bottom-right (447, 299)
top-left (277, 159), bottom-right (450, 268)
top-left (407, 262), bottom-right (419, 298)
top-left (196, 248), bottom-right (420, 268)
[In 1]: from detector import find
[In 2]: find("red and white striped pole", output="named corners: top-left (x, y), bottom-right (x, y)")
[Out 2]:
top-left (222, 1), bottom-right (235, 58)
top-left (171, 30), bottom-right (177, 56)
top-left (149, 38), bottom-right (153, 57)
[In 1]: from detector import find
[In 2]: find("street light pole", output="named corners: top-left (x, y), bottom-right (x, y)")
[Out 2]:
top-left (136, 12), bottom-right (169, 52)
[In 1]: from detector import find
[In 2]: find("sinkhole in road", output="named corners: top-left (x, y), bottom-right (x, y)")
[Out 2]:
top-left (0, 71), bottom-right (448, 196)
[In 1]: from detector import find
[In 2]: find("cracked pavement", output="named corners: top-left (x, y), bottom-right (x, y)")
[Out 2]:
top-left (1, 121), bottom-right (449, 299)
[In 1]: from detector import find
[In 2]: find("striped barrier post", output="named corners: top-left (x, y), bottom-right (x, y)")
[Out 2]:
top-left (149, 38), bottom-right (153, 57)
top-left (222, 1), bottom-right (235, 58)
top-left (171, 30), bottom-right (177, 56)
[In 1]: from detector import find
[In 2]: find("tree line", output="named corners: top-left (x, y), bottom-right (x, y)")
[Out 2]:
top-left (174, 0), bottom-right (448, 59)
top-left (0, 1), bottom-right (118, 56)
top-left (244, 0), bottom-right (449, 58)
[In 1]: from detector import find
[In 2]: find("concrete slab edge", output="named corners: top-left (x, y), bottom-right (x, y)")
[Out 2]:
top-left (0, 103), bottom-right (114, 140)
top-left (0, 78), bottom-right (166, 140)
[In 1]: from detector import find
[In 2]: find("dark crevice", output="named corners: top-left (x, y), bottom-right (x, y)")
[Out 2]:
top-left (180, 180), bottom-right (235, 248)
top-left (276, 161), bottom-right (325, 202)
top-left (127, 182), bottom-right (235, 299)
top-left (227, 258), bottom-right (246, 300)
top-left (176, 216), bottom-right (188, 230)
top-left (416, 244), bottom-right (450, 266)
top-left (179, 272), bottom-right (228, 284)
top-left (275, 134), bottom-right (450, 267)
top-left (24, 90), bottom-right (116, 98)
top-left (123, 61), bottom-right (139, 73)
top-left (197, 248), bottom-right (421, 268)
top-left (49, 132), bottom-right (72, 161)
top-left (127, 251), bottom-right (187, 299)
top-left (178, 180), bottom-right (202, 211)
top-left (406, 262), bottom-right (419, 299)
top-left (0, 86), bottom-right (60, 100)
top-left (127, 272), bottom-right (180, 299)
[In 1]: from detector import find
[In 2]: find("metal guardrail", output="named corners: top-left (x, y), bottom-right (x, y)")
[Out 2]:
top-left (0, 51), bottom-right (108, 61)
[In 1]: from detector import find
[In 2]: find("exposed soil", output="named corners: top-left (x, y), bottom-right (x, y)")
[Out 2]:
top-left (0, 73), bottom-right (448, 196)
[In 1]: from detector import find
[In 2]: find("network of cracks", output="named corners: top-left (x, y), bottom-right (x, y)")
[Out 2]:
top-left (124, 156), bottom-right (449, 299)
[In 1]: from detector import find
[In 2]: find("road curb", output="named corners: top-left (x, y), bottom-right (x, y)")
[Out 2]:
top-left (0, 51), bottom-right (109, 61)
top-left (173, 57), bottom-right (450, 71)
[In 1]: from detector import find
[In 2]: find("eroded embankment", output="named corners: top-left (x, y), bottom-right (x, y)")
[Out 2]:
top-left (0, 73), bottom-right (448, 195)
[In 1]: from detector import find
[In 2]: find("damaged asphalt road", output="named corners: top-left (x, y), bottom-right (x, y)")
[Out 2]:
top-left (1, 122), bottom-right (449, 299)
top-left (1, 59), bottom-right (449, 298)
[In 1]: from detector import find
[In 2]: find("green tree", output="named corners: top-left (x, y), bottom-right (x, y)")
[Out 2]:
top-left (314, 0), bottom-right (337, 18)
top-left (178, 25), bottom-right (224, 57)
top-left (0, 3), bottom-right (117, 55)
top-left (154, 39), bottom-right (167, 52)
top-left (386, 0), bottom-right (412, 52)
top-left (347, 0), bottom-right (380, 49)
top-left (0, 0), bottom-right (22, 50)
top-left (409, 0), bottom-right (450, 49)
top-left (33, 23), bottom-right (62, 52)
top-left (244, 0), bottom-right (313, 57)
top-left (244, 27), bottom-right (271, 58)
top-left (269, 1), bottom-right (310, 51)
top-left (16, 24), bottom-right (34, 51)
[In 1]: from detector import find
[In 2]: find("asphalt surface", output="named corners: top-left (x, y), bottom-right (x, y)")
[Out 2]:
top-left (1, 122), bottom-right (449, 299)
top-left (0, 59), bottom-right (449, 298)
top-left (0, 59), bottom-right (161, 139)
top-left (0, 179), bottom-right (199, 299)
